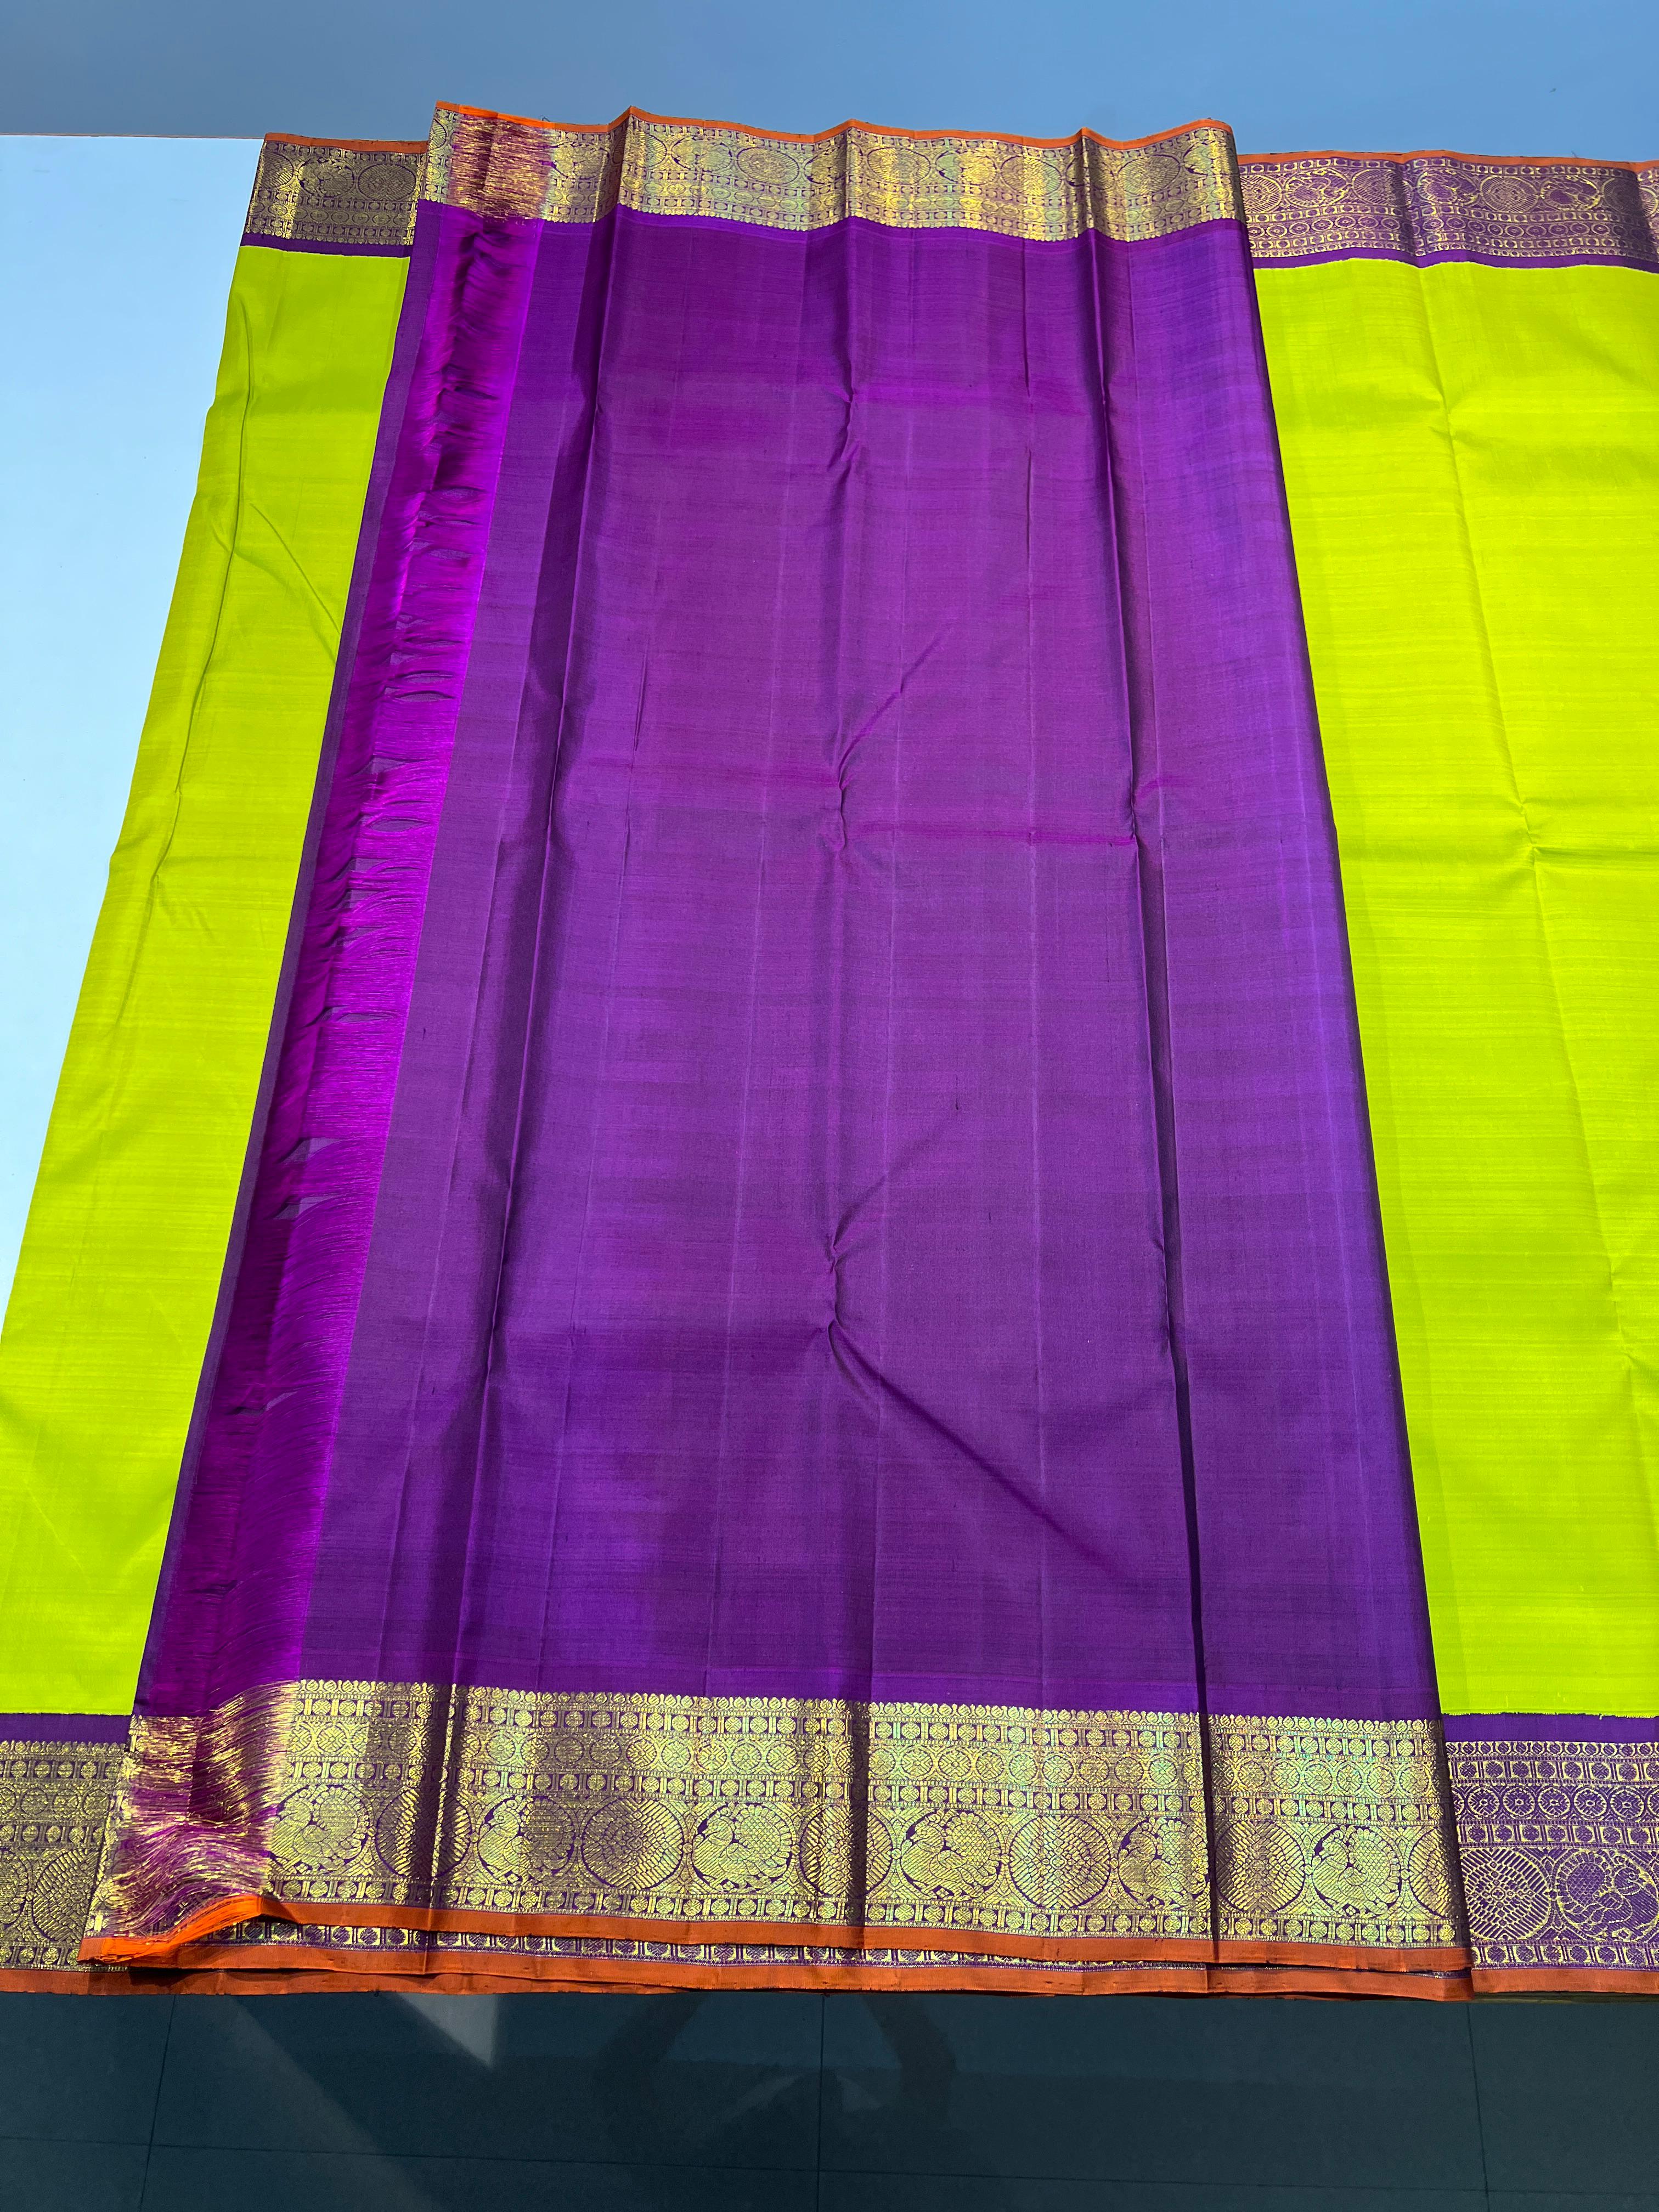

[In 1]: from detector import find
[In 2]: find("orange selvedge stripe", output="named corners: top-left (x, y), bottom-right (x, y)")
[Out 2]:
top-left (263, 131), bottom-right (426, 153)
top-left (151, 1945), bottom-right (1219, 1995)
top-left (82, 1887), bottom-right (1469, 1976)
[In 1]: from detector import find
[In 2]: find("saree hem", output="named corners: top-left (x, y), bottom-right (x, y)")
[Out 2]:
top-left (100, 1943), bottom-right (1479, 1999)
top-left (80, 1891), bottom-right (1471, 1975)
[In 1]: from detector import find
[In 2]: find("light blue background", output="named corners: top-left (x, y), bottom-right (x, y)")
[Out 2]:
top-left (2, 3), bottom-right (1656, 1302)
top-left (8, 0), bottom-right (1658, 156)
top-left (0, 138), bottom-right (256, 1300)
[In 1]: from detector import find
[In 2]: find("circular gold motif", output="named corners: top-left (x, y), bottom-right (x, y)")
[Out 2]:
top-left (1554, 1848), bottom-right (1659, 1941)
top-left (579, 1729), bottom-right (628, 1774)
top-left (737, 143), bottom-right (794, 187)
top-left (1118, 1818), bottom-right (1204, 1908)
top-left (473, 1790), bottom-right (576, 1888)
top-left (579, 1799), bottom-right (684, 1893)
top-left (1310, 1824), bottom-right (1401, 1913)
top-left (1215, 1819), bottom-right (1306, 1916)
top-left (1008, 1813), bottom-right (1114, 1912)
top-left (690, 1804), bottom-right (796, 1895)
top-left (1460, 1846), bottom-right (1550, 1944)
top-left (898, 1809), bottom-right (1003, 1901)
top-left (645, 1733), bottom-right (692, 1773)
top-left (274, 1785), bottom-right (369, 1877)
top-left (1479, 174), bottom-right (1534, 216)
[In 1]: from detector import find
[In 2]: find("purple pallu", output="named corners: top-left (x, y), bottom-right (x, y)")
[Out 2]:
top-left (88, 110), bottom-right (1462, 1990)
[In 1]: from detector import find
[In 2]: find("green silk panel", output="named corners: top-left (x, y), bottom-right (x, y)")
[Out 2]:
top-left (1258, 259), bottom-right (1659, 1716)
top-left (0, 245), bottom-right (405, 1715)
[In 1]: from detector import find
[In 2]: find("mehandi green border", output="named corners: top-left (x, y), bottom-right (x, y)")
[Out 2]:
top-left (1259, 256), bottom-right (1659, 1718)
top-left (0, 241), bottom-right (406, 1717)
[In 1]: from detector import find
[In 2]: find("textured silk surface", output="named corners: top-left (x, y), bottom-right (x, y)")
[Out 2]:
top-left (1258, 261), bottom-right (1659, 1719)
top-left (0, 243), bottom-right (406, 1716)
top-left (141, 199), bottom-right (1432, 1731)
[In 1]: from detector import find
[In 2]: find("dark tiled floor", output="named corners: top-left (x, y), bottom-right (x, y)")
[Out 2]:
top-left (0, 1992), bottom-right (1652, 2210)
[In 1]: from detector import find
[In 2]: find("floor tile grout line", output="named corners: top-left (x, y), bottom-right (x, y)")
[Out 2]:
top-left (0, 2128), bottom-right (166, 2147)
top-left (136, 2142), bottom-right (818, 2175)
top-left (1466, 2002), bottom-right (1493, 2208)
top-left (816, 2168), bottom-right (1497, 2197)
top-left (818, 1991), bottom-right (831, 2208)
top-left (136, 1993), bottom-right (177, 2211)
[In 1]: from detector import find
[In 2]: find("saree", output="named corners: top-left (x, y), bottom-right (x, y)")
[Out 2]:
top-left (2, 111), bottom-right (1654, 1999)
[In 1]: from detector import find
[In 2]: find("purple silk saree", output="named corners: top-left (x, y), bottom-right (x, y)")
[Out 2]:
top-left (86, 107), bottom-right (1464, 1994)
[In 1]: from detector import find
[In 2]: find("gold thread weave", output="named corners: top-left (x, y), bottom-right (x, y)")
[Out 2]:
top-left (244, 136), bottom-right (425, 251)
top-left (1449, 1733), bottom-right (1659, 1974)
top-left (0, 1739), bottom-right (125, 1971)
top-left (87, 1683), bottom-right (1461, 1957)
top-left (1242, 153), bottom-right (1659, 266)
top-left (422, 106), bottom-right (1241, 244)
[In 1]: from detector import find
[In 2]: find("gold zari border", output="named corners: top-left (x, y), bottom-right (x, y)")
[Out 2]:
top-left (85, 1683), bottom-right (1462, 1962)
top-left (1449, 1734), bottom-right (1659, 1976)
top-left (0, 1739), bottom-right (124, 1972)
top-left (422, 104), bottom-right (1242, 244)
top-left (243, 133), bottom-right (425, 252)
top-left (1242, 150), bottom-right (1659, 266)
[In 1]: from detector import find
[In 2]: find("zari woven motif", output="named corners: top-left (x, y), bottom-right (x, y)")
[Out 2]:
top-left (89, 1686), bottom-right (1461, 1960)
top-left (1449, 1735), bottom-right (1659, 1976)
top-left (423, 103), bottom-right (1241, 242)
top-left (0, 1742), bottom-right (123, 1972)
top-left (244, 133), bottom-right (426, 250)
top-left (1242, 151), bottom-right (1659, 266)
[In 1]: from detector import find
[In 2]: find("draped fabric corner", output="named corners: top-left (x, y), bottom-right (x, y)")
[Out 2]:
top-left (1, 109), bottom-right (1655, 1998)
